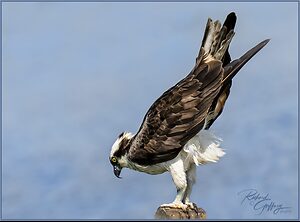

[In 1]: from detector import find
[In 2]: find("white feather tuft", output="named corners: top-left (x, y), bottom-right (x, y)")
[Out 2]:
top-left (183, 130), bottom-right (225, 165)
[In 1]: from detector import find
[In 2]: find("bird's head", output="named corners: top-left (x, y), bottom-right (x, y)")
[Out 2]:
top-left (109, 131), bottom-right (134, 178)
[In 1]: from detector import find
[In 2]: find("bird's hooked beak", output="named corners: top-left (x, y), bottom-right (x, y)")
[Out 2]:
top-left (113, 165), bottom-right (122, 178)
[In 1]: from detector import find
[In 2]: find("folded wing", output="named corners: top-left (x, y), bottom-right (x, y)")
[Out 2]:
top-left (127, 13), bottom-right (269, 166)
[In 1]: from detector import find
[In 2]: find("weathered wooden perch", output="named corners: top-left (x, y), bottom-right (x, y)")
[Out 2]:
top-left (155, 203), bottom-right (206, 219)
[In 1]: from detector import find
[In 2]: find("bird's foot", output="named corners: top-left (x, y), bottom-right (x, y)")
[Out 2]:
top-left (160, 202), bottom-right (188, 210)
top-left (185, 201), bottom-right (196, 209)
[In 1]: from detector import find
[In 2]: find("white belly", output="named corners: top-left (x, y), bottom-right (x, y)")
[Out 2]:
top-left (127, 160), bottom-right (169, 175)
top-left (127, 130), bottom-right (225, 174)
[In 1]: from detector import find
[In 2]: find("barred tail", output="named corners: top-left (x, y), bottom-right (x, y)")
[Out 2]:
top-left (198, 12), bottom-right (237, 62)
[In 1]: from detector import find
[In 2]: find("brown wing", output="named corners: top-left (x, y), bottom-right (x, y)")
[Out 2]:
top-left (127, 12), bottom-right (269, 166)
top-left (204, 12), bottom-right (237, 129)
top-left (204, 39), bottom-right (270, 129)
top-left (128, 49), bottom-right (225, 165)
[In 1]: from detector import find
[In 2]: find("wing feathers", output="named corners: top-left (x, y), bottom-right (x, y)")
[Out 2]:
top-left (222, 39), bottom-right (270, 84)
top-left (128, 49), bottom-right (224, 165)
top-left (126, 13), bottom-right (269, 166)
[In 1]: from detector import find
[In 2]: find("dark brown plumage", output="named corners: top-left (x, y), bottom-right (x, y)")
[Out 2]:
top-left (122, 12), bottom-right (269, 166)
top-left (204, 12), bottom-right (236, 129)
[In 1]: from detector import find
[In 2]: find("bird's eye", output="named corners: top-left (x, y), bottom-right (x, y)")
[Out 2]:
top-left (111, 157), bottom-right (117, 163)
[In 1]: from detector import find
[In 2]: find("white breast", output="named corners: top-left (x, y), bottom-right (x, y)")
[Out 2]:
top-left (126, 130), bottom-right (225, 175)
top-left (126, 159), bottom-right (169, 175)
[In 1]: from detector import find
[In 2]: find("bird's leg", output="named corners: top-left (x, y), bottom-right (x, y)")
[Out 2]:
top-left (161, 159), bottom-right (187, 209)
top-left (183, 164), bottom-right (196, 208)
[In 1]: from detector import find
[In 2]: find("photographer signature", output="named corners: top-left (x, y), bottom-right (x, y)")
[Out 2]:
top-left (237, 189), bottom-right (291, 215)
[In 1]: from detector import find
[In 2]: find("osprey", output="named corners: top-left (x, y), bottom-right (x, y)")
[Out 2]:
top-left (109, 12), bottom-right (269, 209)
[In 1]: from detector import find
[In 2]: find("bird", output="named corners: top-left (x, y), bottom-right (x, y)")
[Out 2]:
top-left (109, 12), bottom-right (269, 209)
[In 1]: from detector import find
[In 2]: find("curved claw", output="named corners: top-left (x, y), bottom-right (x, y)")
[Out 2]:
top-left (185, 202), bottom-right (196, 209)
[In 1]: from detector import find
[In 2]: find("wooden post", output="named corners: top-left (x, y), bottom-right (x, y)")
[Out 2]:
top-left (154, 203), bottom-right (206, 219)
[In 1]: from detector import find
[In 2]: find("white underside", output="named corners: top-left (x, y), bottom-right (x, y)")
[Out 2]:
top-left (183, 129), bottom-right (225, 165)
top-left (124, 129), bottom-right (225, 206)
top-left (126, 129), bottom-right (225, 175)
